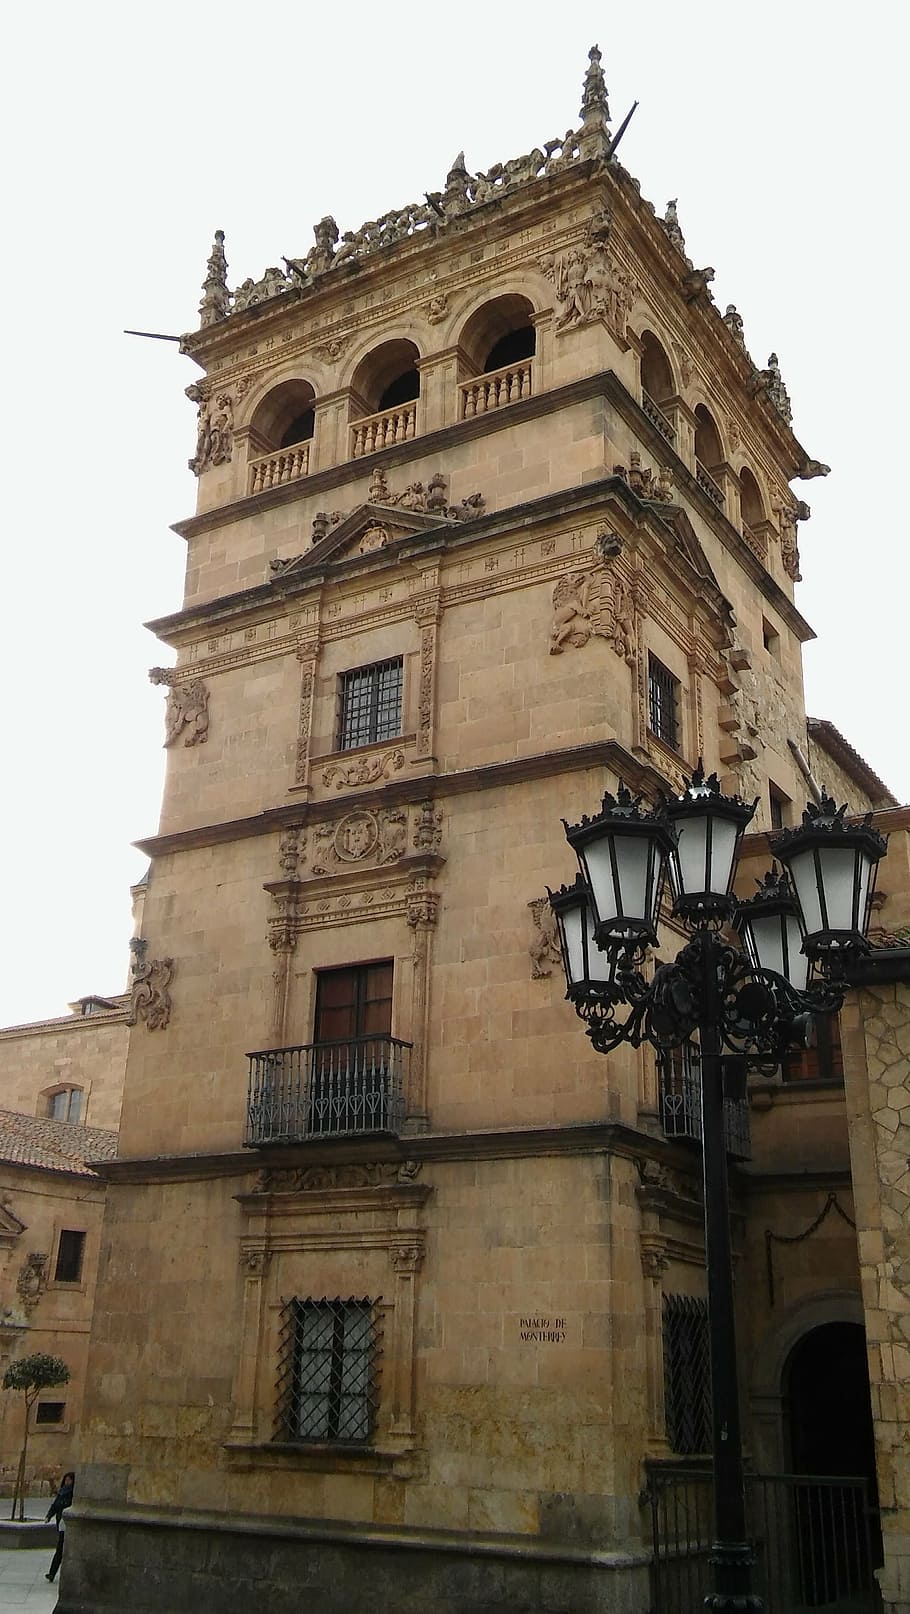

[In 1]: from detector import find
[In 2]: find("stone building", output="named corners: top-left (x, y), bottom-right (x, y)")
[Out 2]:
top-left (0, 997), bottom-right (127, 1487)
top-left (53, 45), bottom-right (910, 1614)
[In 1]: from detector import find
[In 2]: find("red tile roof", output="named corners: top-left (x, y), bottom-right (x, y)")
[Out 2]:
top-left (0, 1110), bottom-right (118, 1177)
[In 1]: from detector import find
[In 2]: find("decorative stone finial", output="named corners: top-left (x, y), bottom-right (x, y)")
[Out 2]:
top-left (662, 199), bottom-right (686, 254)
top-left (723, 304), bottom-right (746, 347)
top-left (578, 44), bottom-right (611, 160)
top-left (198, 230), bottom-right (230, 328)
top-left (761, 353), bottom-right (793, 424)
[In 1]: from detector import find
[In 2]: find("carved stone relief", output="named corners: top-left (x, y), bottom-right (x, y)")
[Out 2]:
top-left (613, 450), bottom-right (673, 503)
top-left (322, 749), bottom-right (405, 789)
top-left (187, 388), bottom-right (234, 476)
top-left (759, 353), bottom-right (793, 424)
top-left (310, 809), bottom-right (407, 875)
top-left (253, 1160), bottom-right (421, 1193)
top-left (126, 938), bottom-right (174, 1031)
top-left (773, 499), bottom-right (809, 583)
top-left (412, 801), bottom-right (443, 853)
top-left (149, 668), bottom-right (210, 748)
top-left (16, 1252), bottom-right (48, 1311)
top-left (541, 212), bottom-right (634, 338)
top-left (426, 293), bottom-right (449, 324)
top-left (528, 897), bottom-right (561, 980)
top-left (278, 827), bottom-right (304, 878)
top-left (549, 565), bottom-right (636, 664)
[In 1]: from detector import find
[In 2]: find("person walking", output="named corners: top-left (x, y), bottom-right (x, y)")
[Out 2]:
top-left (45, 1471), bottom-right (74, 1583)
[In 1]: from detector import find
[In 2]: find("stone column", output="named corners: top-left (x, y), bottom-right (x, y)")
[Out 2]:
top-left (293, 637), bottom-right (320, 791)
top-left (228, 1246), bottom-right (271, 1444)
top-left (388, 1241), bottom-right (425, 1440)
top-left (405, 891), bottom-right (440, 1129)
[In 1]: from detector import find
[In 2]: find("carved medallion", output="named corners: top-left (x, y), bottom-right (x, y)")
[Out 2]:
top-left (334, 811), bottom-right (379, 863)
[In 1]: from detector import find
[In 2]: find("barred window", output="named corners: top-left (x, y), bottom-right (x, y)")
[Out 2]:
top-left (338, 659), bottom-right (403, 751)
top-left (648, 655), bottom-right (680, 751)
top-left (276, 1297), bottom-right (382, 1444)
top-left (663, 1293), bottom-right (711, 1454)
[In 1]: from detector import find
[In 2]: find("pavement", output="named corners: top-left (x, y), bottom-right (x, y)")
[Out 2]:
top-left (0, 1499), bottom-right (60, 1612)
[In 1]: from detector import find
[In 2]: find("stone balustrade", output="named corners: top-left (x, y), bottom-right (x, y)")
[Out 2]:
top-left (460, 360), bottom-right (533, 419)
top-left (696, 459), bottom-right (724, 509)
top-left (742, 521), bottom-right (767, 560)
top-left (350, 403), bottom-right (418, 459)
top-left (641, 389), bottom-right (676, 443)
top-left (248, 442), bottom-right (310, 496)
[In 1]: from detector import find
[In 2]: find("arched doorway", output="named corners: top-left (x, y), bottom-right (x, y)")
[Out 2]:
top-left (783, 1321), bottom-right (881, 1602)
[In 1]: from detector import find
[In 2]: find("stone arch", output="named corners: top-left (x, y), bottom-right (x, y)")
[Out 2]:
top-left (350, 338), bottom-right (421, 414)
top-left (748, 1288), bottom-right (865, 1473)
top-left (738, 463), bottom-right (767, 528)
top-left (693, 401), bottom-right (726, 470)
top-left (457, 293), bottom-right (537, 376)
top-left (640, 328), bottom-right (677, 405)
top-left (249, 377), bottom-right (317, 452)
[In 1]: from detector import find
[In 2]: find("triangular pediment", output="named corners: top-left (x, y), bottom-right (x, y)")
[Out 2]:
top-left (270, 503), bottom-right (450, 584)
top-left (659, 506), bottom-right (720, 589)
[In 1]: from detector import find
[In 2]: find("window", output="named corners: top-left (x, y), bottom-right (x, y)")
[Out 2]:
top-left (311, 962), bottom-right (398, 1136)
top-left (54, 1230), bottom-right (86, 1284)
top-left (35, 1403), bottom-right (65, 1426)
top-left (663, 1294), bottom-right (711, 1455)
top-left (781, 1014), bottom-right (843, 1084)
top-left (47, 1088), bottom-right (82, 1125)
top-left (338, 659), bottom-right (403, 751)
top-left (648, 655), bottom-right (680, 750)
top-left (769, 783), bottom-right (790, 831)
top-left (762, 617), bottom-right (780, 657)
top-left (276, 1297), bottom-right (381, 1443)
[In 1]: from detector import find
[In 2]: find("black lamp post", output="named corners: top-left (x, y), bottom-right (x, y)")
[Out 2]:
top-left (550, 768), bottom-right (887, 1613)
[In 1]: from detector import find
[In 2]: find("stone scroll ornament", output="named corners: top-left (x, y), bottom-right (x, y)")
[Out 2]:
top-left (321, 749), bottom-right (405, 790)
top-left (149, 668), bottom-right (210, 747)
top-left (126, 938), bottom-right (174, 1031)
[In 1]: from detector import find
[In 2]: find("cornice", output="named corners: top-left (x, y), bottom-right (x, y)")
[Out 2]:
top-left (91, 1117), bottom-right (698, 1186)
top-left (0, 1008), bottom-right (129, 1040)
top-left (133, 738), bottom-right (664, 859)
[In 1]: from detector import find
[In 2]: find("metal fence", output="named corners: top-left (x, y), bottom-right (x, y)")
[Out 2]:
top-left (658, 1046), bottom-right (752, 1160)
top-left (647, 1467), bottom-right (878, 1614)
top-left (245, 1036), bottom-right (410, 1145)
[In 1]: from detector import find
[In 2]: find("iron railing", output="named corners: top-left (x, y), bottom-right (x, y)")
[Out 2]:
top-left (658, 1046), bottom-right (752, 1160)
top-left (647, 1466), bottom-right (878, 1614)
top-left (245, 1035), bottom-right (410, 1145)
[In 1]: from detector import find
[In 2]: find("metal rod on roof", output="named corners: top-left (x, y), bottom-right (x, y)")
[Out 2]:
top-left (124, 330), bottom-right (182, 342)
top-left (606, 101), bottom-right (639, 160)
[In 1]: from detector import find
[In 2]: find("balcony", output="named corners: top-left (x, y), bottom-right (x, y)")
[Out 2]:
top-left (245, 1035), bottom-right (410, 1145)
top-left (459, 358), bottom-right (533, 419)
top-left (695, 459), bottom-right (724, 510)
top-left (658, 1047), bottom-right (751, 1161)
top-left (641, 389), bottom-right (676, 444)
top-left (248, 442), bottom-right (310, 496)
top-left (350, 403), bottom-right (418, 460)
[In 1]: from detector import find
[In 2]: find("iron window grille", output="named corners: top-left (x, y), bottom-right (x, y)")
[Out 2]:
top-left (648, 655), bottom-right (680, 751)
top-left (662, 1293), bottom-right (712, 1455)
top-left (338, 659), bottom-right (403, 751)
top-left (275, 1297), bottom-right (382, 1444)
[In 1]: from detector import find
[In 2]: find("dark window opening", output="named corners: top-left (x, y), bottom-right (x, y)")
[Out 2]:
top-left (35, 1402), bottom-right (65, 1426)
top-left (663, 1293), bottom-right (711, 1455)
top-left (338, 659), bottom-right (403, 751)
top-left (280, 409), bottom-right (315, 448)
top-left (276, 1297), bottom-right (381, 1443)
top-left (769, 784), bottom-right (790, 831)
top-left (377, 370), bottom-right (420, 411)
top-left (54, 1230), bottom-right (86, 1284)
top-left (762, 617), bottom-right (780, 656)
top-left (482, 326), bottom-right (536, 373)
top-left (648, 655), bottom-right (680, 751)
top-left (782, 1013), bottom-right (844, 1084)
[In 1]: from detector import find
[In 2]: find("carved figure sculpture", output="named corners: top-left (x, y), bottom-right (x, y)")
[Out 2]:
top-left (426, 293), bottom-right (449, 324)
top-left (198, 230), bottom-right (230, 327)
top-left (610, 578), bottom-right (636, 665)
top-left (723, 304), bottom-right (746, 347)
top-left (189, 393), bottom-right (233, 476)
top-left (126, 938), bottom-right (174, 1031)
top-left (16, 1252), bottom-right (48, 1310)
top-left (528, 897), bottom-right (562, 979)
top-left (377, 809), bottom-right (408, 865)
top-left (761, 353), bottom-right (793, 424)
top-left (550, 571), bottom-right (595, 653)
top-left (149, 669), bottom-right (210, 747)
top-left (662, 199), bottom-right (686, 254)
top-left (412, 801), bottom-right (443, 853)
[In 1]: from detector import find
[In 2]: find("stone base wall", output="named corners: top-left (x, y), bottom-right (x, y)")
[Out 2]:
top-left (57, 1507), bottom-right (650, 1614)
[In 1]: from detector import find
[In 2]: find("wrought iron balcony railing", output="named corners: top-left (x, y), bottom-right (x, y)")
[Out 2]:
top-left (245, 1035), bottom-right (410, 1146)
top-left (659, 1046), bottom-right (751, 1161)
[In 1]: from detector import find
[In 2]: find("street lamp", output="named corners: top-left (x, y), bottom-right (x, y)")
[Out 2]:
top-left (551, 766), bottom-right (887, 1613)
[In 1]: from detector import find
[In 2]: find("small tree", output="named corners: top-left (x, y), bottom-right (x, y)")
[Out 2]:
top-left (3, 1353), bottom-right (70, 1520)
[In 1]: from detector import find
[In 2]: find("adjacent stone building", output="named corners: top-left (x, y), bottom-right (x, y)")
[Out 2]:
top-left (46, 44), bottom-right (910, 1614)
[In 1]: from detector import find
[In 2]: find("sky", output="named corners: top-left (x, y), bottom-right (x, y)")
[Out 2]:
top-left (1, 1), bottom-right (907, 1026)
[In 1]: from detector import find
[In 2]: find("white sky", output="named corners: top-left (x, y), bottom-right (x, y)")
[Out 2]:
top-left (1, 1), bottom-right (907, 1026)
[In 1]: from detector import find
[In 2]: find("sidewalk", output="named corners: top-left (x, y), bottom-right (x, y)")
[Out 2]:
top-left (0, 1500), bottom-right (59, 1612)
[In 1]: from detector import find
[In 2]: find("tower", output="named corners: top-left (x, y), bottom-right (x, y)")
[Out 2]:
top-left (60, 45), bottom-right (910, 1614)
